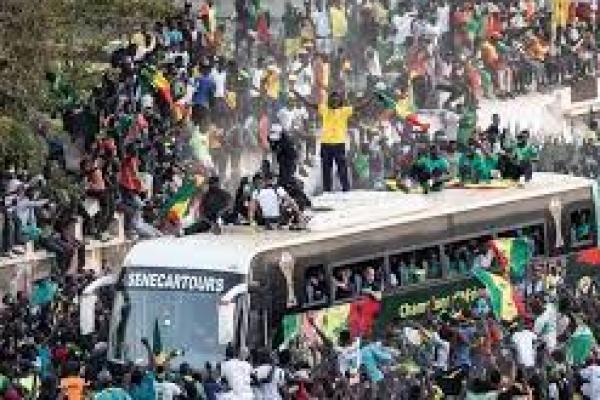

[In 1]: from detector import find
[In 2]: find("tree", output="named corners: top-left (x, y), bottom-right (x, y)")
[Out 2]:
top-left (0, 0), bottom-right (176, 166)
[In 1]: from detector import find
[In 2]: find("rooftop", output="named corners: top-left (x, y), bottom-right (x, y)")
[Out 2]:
top-left (125, 173), bottom-right (594, 273)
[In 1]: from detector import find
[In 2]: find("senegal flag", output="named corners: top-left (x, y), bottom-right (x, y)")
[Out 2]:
top-left (161, 180), bottom-right (199, 223)
top-left (374, 88), bottom-right (428, 132)
top-left (277, 297), bottom-right (380, 348)
top-left (490, 238), bottom-right (532, 281)
top-left (152, 70), bottom-right (174, 106)
top-left (473, 268), bottom-right (518, 321)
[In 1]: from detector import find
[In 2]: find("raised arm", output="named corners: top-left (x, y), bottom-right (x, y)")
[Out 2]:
top-left (292, 89), bottom-right (318, 110)
top-left (141, 337), bottom-right (155, 370)
top-left (351, 94), bottom-right (374, 113)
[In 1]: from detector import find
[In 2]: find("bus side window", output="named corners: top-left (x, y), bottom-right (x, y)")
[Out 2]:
top-left (333, 259), bottom-right (384, 301)
top-left (571, 209), bottom-right (594, 246)
top-left (304, 266), bottom-right (329, 305)
top-left (332, 266), bottom-right (357, 300)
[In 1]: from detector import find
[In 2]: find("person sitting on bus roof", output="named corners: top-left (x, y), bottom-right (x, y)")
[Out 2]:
top-left (412, 145), bottom-right (450, 194)
top-left (458, 140), bottom-right (497, 184)
top-left (249, 174), bottom-right (300, 231)
top-left (231, 176), bottom-right (252, 224)
top-left (184, 176), bottom-right (231, 234)
top-left (506, 131), bottom-right (538, 182)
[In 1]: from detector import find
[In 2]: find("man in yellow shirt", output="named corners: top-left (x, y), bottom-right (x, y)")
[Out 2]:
top-left (294, 90), bottom-right (371, 191)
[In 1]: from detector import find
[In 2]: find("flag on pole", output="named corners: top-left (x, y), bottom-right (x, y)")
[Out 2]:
top-left (489, 238), bottom-right (532, 281)
top-left (473, 268), bottom-right (519, 321)
top-left (152, 70), bottom-right (174, 106)
top-left (161, 179), bottom-right (199, 223)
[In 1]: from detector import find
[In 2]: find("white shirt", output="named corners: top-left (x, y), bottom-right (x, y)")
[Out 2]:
top-left (534, 303), bottom-right (558, 352)
top-left (277, 107), bottom-right (295, 132)
top-left (291, 106), bottom-right (309, 131)
top-left (253, 365), bottom-right (286, 400)
top-left (220, 359), bottom-right (254, 399)
top-left (155, 381), bottom-right (182, 400)
top-left (437, 4), bottom-right (450, 33)
top-left (211, 69), bottom-right (227, 98)
top-left (511, 330), bottom-right (537, 368)
top-left (431, 332), bottom-right (450, 371)
top-left (253, 186), bottom-right (287, 218)
top-left (294, 65), bottom-right (313, 98)
top-left (312, 10), bottom-right (331, 37)
top-left (250, 68), bottom-right (264, 97)
top-left (581, 365), bottom-right (600, 399)
top-left (391, 13), bottom-right (414, 45)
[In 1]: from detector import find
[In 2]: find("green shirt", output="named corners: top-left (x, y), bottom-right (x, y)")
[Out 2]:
top-left (473, 154), bottom-right (498, 182)
top-left (513, 145), bottom-right (538, 163)
top-left (458, 108), bottom-right (476, 147)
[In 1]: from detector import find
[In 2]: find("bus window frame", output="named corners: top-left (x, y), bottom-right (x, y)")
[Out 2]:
top-left (329, 252), bottom-right (387, 305)
top-left (386, 244), bottom-right (445, 290)
top-left (566, 204), bottom-right (595, 251)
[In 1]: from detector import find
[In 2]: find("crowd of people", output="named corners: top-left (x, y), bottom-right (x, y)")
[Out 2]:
top-left (4, 245), bottom-right (600, 399)
top-left (2, 0), bottom-right (600, 398)
top-left (2, 0), bottom-right (599, 260)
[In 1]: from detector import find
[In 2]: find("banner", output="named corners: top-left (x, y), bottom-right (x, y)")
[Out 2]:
top-left (376, 276), bottom-right (482, 331)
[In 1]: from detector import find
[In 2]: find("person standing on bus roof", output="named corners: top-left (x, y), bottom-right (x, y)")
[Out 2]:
top-left (293, 89), bottom-right (373, 192)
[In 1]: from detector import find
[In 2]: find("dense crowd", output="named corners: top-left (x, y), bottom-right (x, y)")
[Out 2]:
top-left (2, 0), bottom-right (600, 261)
top-left (4, 248), bottom-right (600, 399)
top-left (1, 0), bottom-right (600, 398)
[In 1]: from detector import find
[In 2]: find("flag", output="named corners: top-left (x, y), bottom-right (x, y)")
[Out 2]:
top-left (161, 180), bottom-right (199, 222)
top-left (277, 297), bottom-right (381, 349)
top-left (152, 70), bottom-right (173, 106)
top-left (30, 279), bottom-right (58, 306)
top-left (490, 238), bottom-right (532, 281)
top-left (566, 325), bottom-right (595, 365)
top-left (374, 88), bottom-right (429, 132)
top-left (473, 268), bottom-right (518, 321)
top-left (280, 314), bottom-right (301, 348)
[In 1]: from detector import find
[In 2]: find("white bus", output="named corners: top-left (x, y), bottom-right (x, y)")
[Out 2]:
top-left (93, 173), bottom-right (595, 367)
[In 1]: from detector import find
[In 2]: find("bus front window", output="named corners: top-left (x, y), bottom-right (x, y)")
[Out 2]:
top-left (108, 268), bottom-right (244, 367)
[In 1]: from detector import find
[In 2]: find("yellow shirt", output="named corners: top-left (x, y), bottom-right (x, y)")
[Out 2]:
top-left (319, 104), bottom-right (353, 144)
top-left (330, 7), bottom-right (348, 38)
top-left (264, 71), bottom-right (280, 99)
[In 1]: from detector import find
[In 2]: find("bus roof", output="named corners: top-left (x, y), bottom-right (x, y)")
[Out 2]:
top-left (124, 173), bottom-right (593, 274)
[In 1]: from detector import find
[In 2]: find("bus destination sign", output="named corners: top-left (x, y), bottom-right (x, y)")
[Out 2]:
top-left (124, 268), bottom-right (242, 293)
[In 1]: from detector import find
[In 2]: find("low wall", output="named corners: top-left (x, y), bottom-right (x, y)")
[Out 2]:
top-left (478, 77), bottom-right (600, 140)
top-left (0, 213), bottom-right (134, 301)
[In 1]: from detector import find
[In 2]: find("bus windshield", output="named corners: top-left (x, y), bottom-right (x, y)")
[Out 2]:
top-left (108, 267), bottom-right (244, 367)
